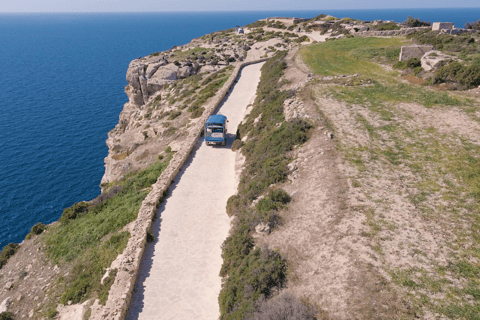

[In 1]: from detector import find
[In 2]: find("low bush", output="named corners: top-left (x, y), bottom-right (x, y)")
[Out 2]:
top-left (167, 110), bottom-right (182, 120)
top-left (0, 312), bottom-right (15, 320)
top-left (232, 139), bottom-right (244, 151)
top-left (0, 243), bottom-right (20, 269)
top-left (146, 230), bottom-right (155, 243)
top-left (25, 222), bottom-right (47, 240)
top-left (408, 31), bottom-right (478, 54)
top-left (188, 106), bottom-right (205, 118)
top-left (295, 36), bottom-right (310, 43)
top-left (465, 19), bottom-right (480, 30)
top-left (59, 201), bottom-right (89, 223)
top-left (370, 22), bottom-right (401, 31)
top-left (251, 292), bottom-right (316, 320)
top-left (256, 189), bottom-right (291, 213)
top-left (219, 246), bottom-right (287, 319)
top-left (402, 16), bottom-right (430, 27)
top-left (246, 21), bottom-right (267, 28)
top-left (393, 57), bottom-right (421, 70)
top-left (433, 61), bottom-right (480, 88)
top-left (219, 51), bottom-right (311, 319)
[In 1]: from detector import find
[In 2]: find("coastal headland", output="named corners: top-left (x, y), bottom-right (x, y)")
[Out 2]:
top-left (1, 14), bottom-right (480, 320)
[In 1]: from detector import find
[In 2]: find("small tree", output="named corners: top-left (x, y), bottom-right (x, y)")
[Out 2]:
top-left (465, 19), bottom-right (480, 30)
top-left (403, 16), bottom-right (431, 27)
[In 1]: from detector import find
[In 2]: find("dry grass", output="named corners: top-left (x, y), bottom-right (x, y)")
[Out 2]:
top-left (264, 36), bottom-right (480, 319)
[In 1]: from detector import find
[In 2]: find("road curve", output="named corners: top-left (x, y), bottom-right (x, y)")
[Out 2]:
top-left (126, 62), bottom-right (265, 320)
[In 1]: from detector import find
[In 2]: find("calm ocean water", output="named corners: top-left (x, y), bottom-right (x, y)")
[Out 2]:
top-left (1, 9), bottom-right (479, 248)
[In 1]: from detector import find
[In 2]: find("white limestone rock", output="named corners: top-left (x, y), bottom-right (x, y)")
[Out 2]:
top-left (0, 297), bottom-right (12, 313)
top-left (421, 50), bottom-right (453, 71)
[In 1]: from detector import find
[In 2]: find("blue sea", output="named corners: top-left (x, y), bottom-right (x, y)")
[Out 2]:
top-left (1, 8), bottom-right (479, 248)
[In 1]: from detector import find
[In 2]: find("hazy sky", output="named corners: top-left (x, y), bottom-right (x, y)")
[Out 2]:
top-left (1, 0), bottom-right (479, 13)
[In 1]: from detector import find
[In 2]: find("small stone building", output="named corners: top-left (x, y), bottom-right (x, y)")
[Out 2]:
top-left (432, 22), bottom-right (454, 31)
top-left (399, 44), bottom-right (434, 61)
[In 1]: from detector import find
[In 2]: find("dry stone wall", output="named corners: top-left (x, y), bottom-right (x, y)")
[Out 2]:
top-left (354, 26), bottom-right (430, 37)
top-left (89, 57), bottom-right (269, 320)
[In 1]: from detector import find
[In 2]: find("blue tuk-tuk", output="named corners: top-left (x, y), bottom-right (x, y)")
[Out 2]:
top-left (204, 114), bottom-right (227, 146)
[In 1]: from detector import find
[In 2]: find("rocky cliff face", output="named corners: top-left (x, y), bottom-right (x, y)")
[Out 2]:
top-left (101, 28), bottom-right (292, 187)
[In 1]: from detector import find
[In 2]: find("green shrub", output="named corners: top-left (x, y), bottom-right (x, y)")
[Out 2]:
top-left (408, 31), bottom-right (477, 54)
top-left (219, 246), bottom-right (287, 319)
top-left (370, 22), bottom-right (401, 31)
top-left (256, 189), bottom-right (291, 213)
top-left (25, 222), bottom-right (47, 240)
top-left (167, 110), bottom-right (182, 120)
top-left (406, 57), bottom-right (422, 68)
top-left (246, 20), bottom-right (267, 28)
top-left (0, 243), bottom-right (20, 270)
top-left (165, 146), bottom-right (172, 153)
top-left (146, 231), bottom-right (155, 243)
top-left (0, 312), bottom-right (15, 320)
top-left (232, 139), bottom-right (244, 151)
top-left (465, 19), bottom-right (480, 30)
top-left (59, 202), bottom-right (89, 223)
top-left (295, 35), bottom-right (310, 43)
top-left (312, 14), bottom-right (327, 20)
top-left (45, 307), bottom-right (58, 318)
top-left (434, 61), bottom-right (480, 88)
top-left (394, 57), bottom-right (421, 70)
top-left (403, 16), bottom-right (431, 27)
top-left (219, 51), bottom-right (311, 319)
top-left (189, 106), bottom-right (205, 118)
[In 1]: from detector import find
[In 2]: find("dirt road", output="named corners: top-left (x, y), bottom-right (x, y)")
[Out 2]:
top-left (126, 62), bottom-right (265, 320)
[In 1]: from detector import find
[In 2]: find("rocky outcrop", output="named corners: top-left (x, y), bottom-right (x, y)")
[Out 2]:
top-left (421, 50), bottom-right (454, 71)
top-left (0, 297), bottom-right (12, 313)
top-left (101, 31), bottom-right (285, 186)
top-left (126, 60), bottom-right (179, 106)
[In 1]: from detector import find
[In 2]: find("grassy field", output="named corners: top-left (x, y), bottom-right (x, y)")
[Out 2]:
top-left (301, 37), bottom-right (480, 318)
top-left (300, 37), bottom-right (406, 77)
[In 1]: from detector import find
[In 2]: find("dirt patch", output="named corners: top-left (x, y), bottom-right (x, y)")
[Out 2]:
top-left (0, 234), bottom-right (65, 319)
top-left (402, 75), bottom-right (426, 85)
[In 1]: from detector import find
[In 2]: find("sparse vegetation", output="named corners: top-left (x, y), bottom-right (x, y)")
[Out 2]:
top-left (25, 222), bottom-right (47, 239)
top-left (465, 19), bottom-right (480, 30)
top-left (45, 157), bottom-right (171, 304)
top-left (0, 312), bottom-right (15, 320)
top-left (370, 22), bottom-right (401, 31)
top-left (251, 292), bottom-right (316, 320)
top-left (0, 243), bottom-right (20, 270)
top-left (433, 60), bottom-right (480, 89)
top-left (305, 35), bottom-right (480, 319)
top-left (402, 16), bottom-right (431, 27)
top-left (220, 51), bottom-right (312, 319)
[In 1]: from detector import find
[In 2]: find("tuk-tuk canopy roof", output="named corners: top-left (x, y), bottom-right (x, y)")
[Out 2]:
top-left (206, 114), bottom-right (227, 126)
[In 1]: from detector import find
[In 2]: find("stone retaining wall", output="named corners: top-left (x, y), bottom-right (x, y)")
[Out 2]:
top-left (354, 26), bottom-right (431, 37)
top-left (89, 57), bottom-right (269, 320)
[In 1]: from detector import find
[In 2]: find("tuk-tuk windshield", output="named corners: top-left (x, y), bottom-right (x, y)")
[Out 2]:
top-left (205, 125), bottom-right (223, 137)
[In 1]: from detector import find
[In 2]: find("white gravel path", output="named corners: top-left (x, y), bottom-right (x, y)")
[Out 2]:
top-left (126, 62), bottom-right (265, 320)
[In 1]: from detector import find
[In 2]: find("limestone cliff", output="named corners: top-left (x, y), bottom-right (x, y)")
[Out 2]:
top-left (101, 28), bottom-right (295, 186)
